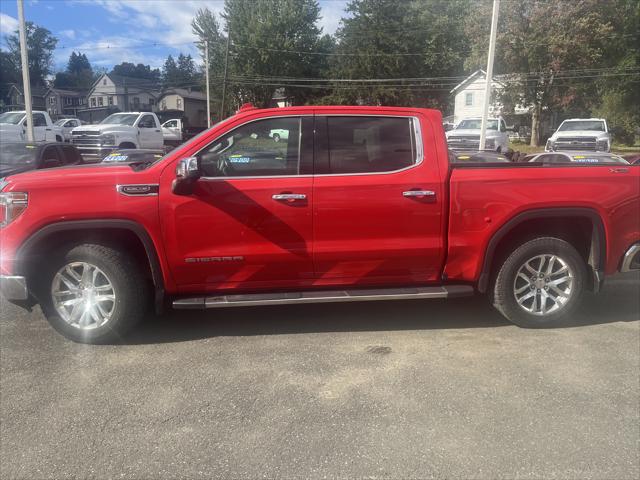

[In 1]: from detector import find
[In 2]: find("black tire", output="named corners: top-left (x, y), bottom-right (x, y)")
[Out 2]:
top-left (118, 142), bottom-right (136, 149)
top-left (493, 237), bottom-right (587, 328)
top-left (36, 243), bottom-right (149, 344)
top-left (56, 135), bottom-right (63, 142)
top-left (272, 133), bottom-right (280, 143)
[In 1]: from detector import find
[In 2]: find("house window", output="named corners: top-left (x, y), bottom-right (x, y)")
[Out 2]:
top-left (465, 92), bottom-right (473, 106)
top-left (91, 97), bottom-right (96, 107)
top-left (103, 79), bottom-right (107, 86)
top-left (108, 96), bottom-right (113, 105)
top-left (98, 97), bottom-right (104, 106)
top-left (161, 100), bottom-right (166, 110)
top-left (49, 96), bottom-right (55, 105)
top-left (149, 98), bottom-right (154, 106)
top-left (177, 98), bottom-right (183, 110)
top-left (133, 97), bottom-right (140, 107)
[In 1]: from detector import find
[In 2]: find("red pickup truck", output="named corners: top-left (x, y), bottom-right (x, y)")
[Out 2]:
top-left (1, 105), bottom-right (638, 343)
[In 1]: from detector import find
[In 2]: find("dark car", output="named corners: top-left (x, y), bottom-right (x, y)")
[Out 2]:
top-left (101, 149), bottom-right (165, 166)
top-left (0, 142), bottom-right (83, 178)
top-left (449, 149), bottom-right (511, 163)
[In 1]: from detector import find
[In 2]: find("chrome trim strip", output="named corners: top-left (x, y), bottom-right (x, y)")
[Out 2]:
top-left (116, 184), bottom-right (160, 197)
top-left (173, 285), bottom-right (474, 309)
top-left (195, 114), bottom-right (425, 180)
top-left (620, 243), bottom-right (640, 272)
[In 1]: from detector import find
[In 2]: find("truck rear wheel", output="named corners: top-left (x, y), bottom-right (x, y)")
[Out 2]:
top-left (37, 243), bottom-right (148, 344)
top-left (493, 237), bottom-right (587, 327)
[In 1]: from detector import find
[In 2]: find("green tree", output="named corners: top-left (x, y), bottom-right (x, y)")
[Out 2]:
top-left (176, 53), bottom-right (198, 86)
top-left (465, 0), bottom-right (621, 146)
top-left (111, 62), bottom-right (161, 82)
top-left (54, 51), bottom-right (94, 89)
top-left (0, 51), bottom-right (20, 105)
top-left (192, 7), bottom-right (226, 120)
top-left (222, 0), bottom-right (325, 109)
top-left (326, 0), bottom-right (470, 108)
top-left (5, 22), bottom-right (58, 86)
top-left (162, 55), bottom-right (180, 87)
top-left (592, 0), bottom-right (639, 145)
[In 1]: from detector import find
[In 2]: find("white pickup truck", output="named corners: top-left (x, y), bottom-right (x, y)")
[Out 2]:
top-left (446, 116), bottom-right (510, 152)
top-left (545, 118), bottom-right (611, 152)
top-left (0, 110), bottom-right (63, 143)
top-left (161, 118), bottom-right (207, 146)
top-left (71, 112), bottom-right (163, 160)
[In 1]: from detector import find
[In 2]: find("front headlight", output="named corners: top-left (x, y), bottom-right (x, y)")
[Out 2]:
top-left (101, 134), bottom-right (116, 145)
top-left (596, 139), bottom-right (609, 151)
top-left (0, 192), bottom-right (28, 228)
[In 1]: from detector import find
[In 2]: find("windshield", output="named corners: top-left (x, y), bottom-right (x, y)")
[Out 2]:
top-left (558, 120), bottom-right (605, 132)
top-left (0, 112), bottom-right (26, 125)
top-left (456, 119), bottom-right (498, 130)
top-left (0, 143), bottom-right (38, 165)
top-left (55, 119), bottom-right (68, 126)
top-left (100, 113), bottom-right (140, 126)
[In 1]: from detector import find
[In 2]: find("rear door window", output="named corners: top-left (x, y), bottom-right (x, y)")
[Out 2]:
top-left (59, 145), bottom-right (81, 165)
top-left (320, 116), bottom-right (416, 174)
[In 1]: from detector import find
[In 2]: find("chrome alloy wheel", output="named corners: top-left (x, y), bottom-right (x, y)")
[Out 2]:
top-left (51, 262), bottom-right (116, 330)
top-left (513, 254), bottom-right (574, 316)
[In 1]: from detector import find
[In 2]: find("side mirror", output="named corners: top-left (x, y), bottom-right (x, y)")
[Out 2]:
top-left (172, 156), bottom-right (201, 195)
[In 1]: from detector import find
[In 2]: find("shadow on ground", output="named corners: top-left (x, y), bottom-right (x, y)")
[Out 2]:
top-left (124, 273), bottom-right (640, 345)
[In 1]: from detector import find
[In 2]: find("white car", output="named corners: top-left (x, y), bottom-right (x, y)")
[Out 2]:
top-left (54, 118), bottom-right (82, 142)
top-left (545, 118), bottom-right (611, 152)
top-left (0, 110), bottom-right (63, 143)
top-left (269, 129), bottom-right (289, 142)
top-left (71, 112), bottom-right (163, 160)
top-left (446, 117), bottom-right (509, 152)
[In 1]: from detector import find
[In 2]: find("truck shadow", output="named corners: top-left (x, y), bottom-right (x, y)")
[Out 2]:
top-left (125, 273), bottom-right (640, 345)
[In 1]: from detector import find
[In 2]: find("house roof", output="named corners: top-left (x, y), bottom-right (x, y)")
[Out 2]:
top-left (89, 73), bottom-right (158, 93)
top-left (159, 88), bottom-right (207, 101)
top-left (450, 69), bottom-right (504, 94)
top-left (45, 87), bottom-right (87, 97)
top-left (8, 83), bottom-right (47, 97)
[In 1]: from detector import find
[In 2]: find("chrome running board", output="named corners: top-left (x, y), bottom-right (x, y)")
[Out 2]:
top-left (173, 285), bottom-right (474, 309)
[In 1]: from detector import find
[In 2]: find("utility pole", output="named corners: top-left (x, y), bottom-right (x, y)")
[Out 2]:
top-left (479, 0), bottom-right (500, 151)
top-left (124, 79), bottom-right (129, 111)
top-left (205, 41), bottom-right (211, 128)
top-left (220, 28), bottom-right (231, 121)
top-left (17, 0), bottom-right (34, 142)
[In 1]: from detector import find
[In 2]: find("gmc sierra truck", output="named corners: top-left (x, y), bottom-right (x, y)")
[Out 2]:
top-left (1, 105), bottom-right (638, 344)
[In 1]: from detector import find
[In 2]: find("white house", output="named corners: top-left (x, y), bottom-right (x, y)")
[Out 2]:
top-left (450, 70), bottom-right (505, 124)
top-left (78, 73), bottom-right (159, 123)
top-left (157, 88), bottom-right (207, 127)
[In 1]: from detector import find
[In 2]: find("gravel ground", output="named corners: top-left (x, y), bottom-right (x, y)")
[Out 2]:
top-left (1, 273), bottom-right (638, 479)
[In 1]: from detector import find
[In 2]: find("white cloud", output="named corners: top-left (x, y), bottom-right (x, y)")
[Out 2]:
top-left (0, 13), bottom-right (19, 37)
top-left (59, 29), bottom-right (76, 40)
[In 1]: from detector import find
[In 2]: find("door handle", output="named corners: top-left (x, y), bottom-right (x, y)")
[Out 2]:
top-left (272, 193), bottom-right (306, 201)
top-left (403, 190), bottom-right (436, 198)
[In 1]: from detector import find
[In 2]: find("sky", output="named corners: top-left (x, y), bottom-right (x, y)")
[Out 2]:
top-left (0, 0), bottom-right (349, 71)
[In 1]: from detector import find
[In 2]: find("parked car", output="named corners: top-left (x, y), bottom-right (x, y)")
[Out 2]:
top-left (54, 118), bottom-right (82, 142)
top-left (0, 111), bottom-right (63, 143)
top-left (102, 149), bottom-right (165, 166)
top-left (161, 118), bottom-right (207, 147)
top-left (1, 105), bottom-right (638, 343)
top-left (0, 142), bottom-right (83, 177)
top-left (546, 118), bottom-right (611, 152)
top-left (71, 112), bottom-right (163, 161)
top-left (446, 116), bottom-right (509, 152)
top-left (269, 128), bottom-right (289, 142)
top-left (524, 151), bottom-right (629, 164)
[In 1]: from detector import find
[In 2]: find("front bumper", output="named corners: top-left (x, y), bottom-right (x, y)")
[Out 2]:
top-left (620, 243), bottom-right (640, 272)
top-left (0, 275), bottom-right (28, 300)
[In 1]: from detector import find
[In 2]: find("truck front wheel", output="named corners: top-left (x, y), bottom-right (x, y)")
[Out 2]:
top-left (493, 237), bottom-right (587, 327)
top-left (37, 244), bottom-right (149, 344)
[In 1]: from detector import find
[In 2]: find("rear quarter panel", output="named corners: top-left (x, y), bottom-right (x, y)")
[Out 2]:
top-left (446, 165), bottom-right (640, 282)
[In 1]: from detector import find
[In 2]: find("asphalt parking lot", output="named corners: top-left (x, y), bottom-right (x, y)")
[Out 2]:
top-left (1, 273), bottom-right (638, 479)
